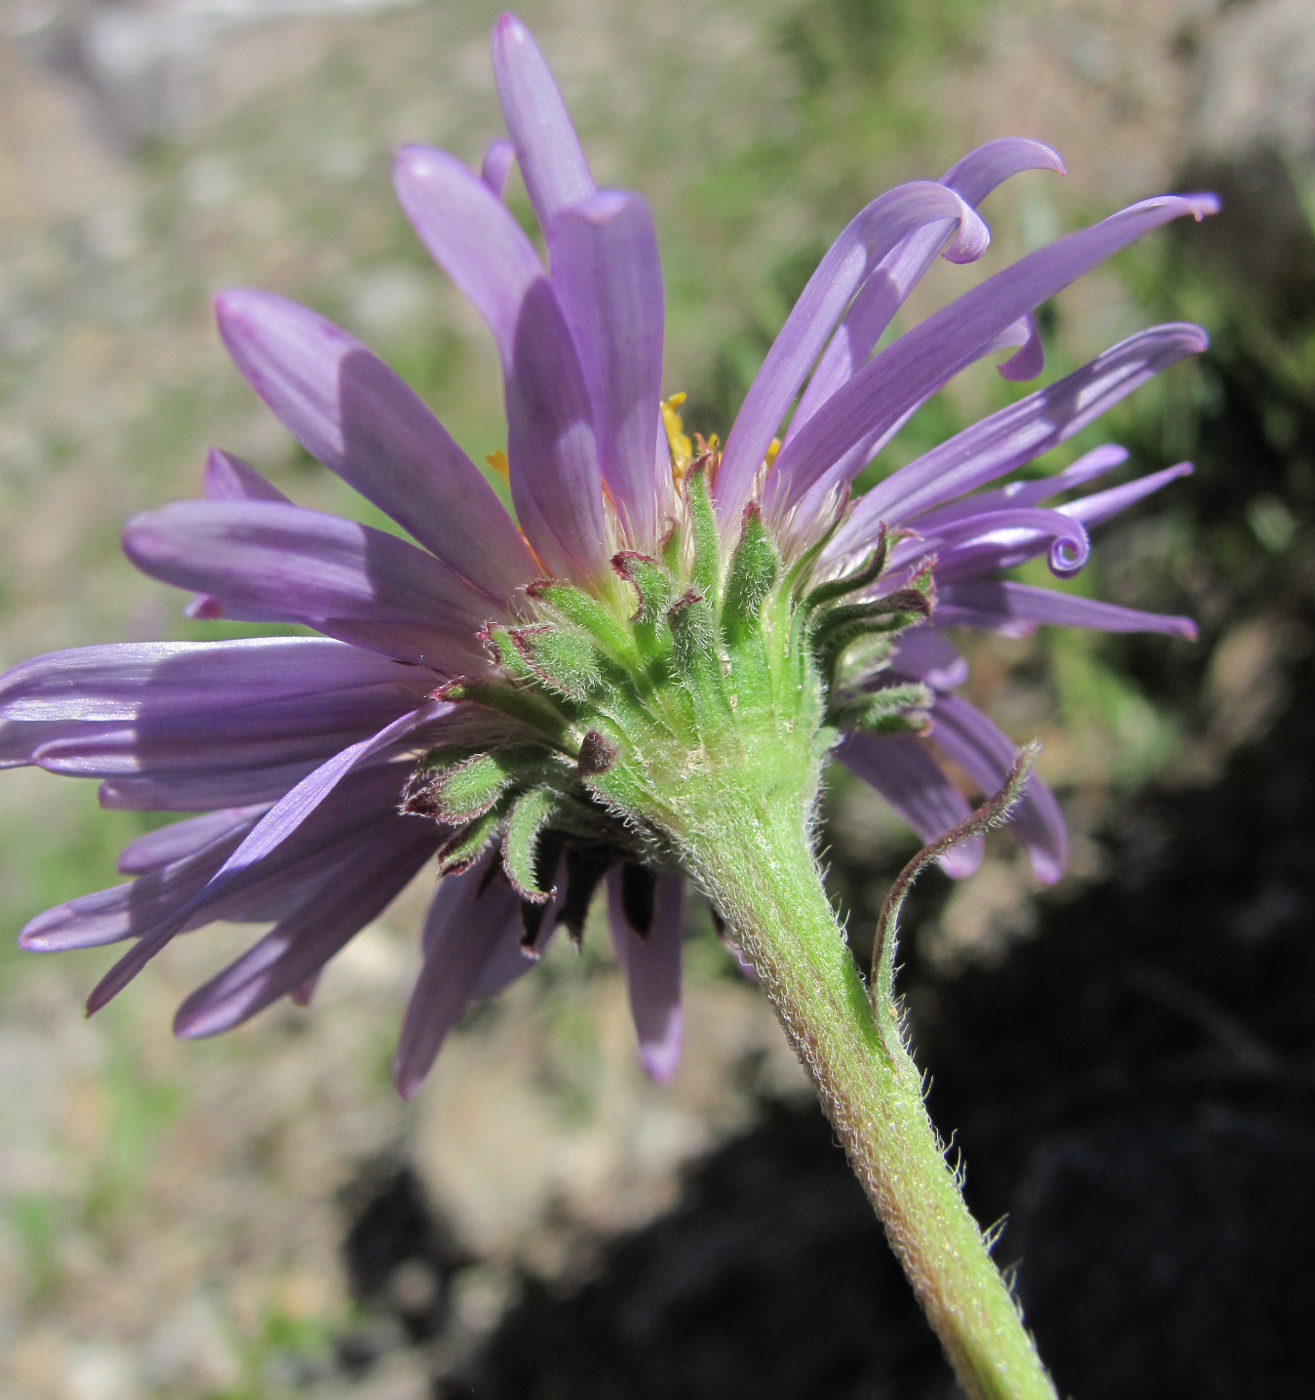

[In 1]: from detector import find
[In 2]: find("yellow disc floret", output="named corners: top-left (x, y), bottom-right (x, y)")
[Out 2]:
top-left (661, 393), bottom-right (694, 485)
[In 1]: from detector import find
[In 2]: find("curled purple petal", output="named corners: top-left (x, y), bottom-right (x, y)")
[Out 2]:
top-left (788, 141), bottom-right (1063, 447)
top-left (769, 197), bottom-right (1217, 514)
top-left (994, 313), bottom-right (1045, 382)
top-left (715, 181), bottom-right (990, 524)
top-left (940, 138), bottom-right (1066, 203)
top-left (828, 324), bottom-right (1207, 562)
top-left (907, 506), bottom-right (1091, 581)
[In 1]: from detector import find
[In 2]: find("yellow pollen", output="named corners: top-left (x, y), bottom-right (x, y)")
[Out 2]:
top-left (765, 437), bottom-right (781, 469)
top-left (484, 449), bottom-right (509, 480)
top-left (661, 392), bottom-right (694, 484)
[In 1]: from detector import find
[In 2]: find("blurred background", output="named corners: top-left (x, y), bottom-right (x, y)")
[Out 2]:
top-left (1, 0), bottom-right (1313, 1396)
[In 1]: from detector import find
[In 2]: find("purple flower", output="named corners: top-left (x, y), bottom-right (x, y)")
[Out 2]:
top-left (0, 14), bottom-right (1214, 1098)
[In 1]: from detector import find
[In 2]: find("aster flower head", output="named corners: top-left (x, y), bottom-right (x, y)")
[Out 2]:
top-left (0, 13), bottom-right (1214, 1104)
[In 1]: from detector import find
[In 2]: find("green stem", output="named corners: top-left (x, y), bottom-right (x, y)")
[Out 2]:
top-left (682, 797), bottom-right (1058, 1400)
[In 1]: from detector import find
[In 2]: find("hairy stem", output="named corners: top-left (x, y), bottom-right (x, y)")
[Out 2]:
top-left (682, 798), bottom-right (1058, 1400)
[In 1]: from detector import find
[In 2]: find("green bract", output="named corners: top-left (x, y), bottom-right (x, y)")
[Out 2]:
top-left (404, 463), bottom-right (933, 940)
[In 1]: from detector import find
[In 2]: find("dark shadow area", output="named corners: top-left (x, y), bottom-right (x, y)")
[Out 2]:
top-left (339, 1163), bottom-right (466, 1369)
top-left (442, 1097), bottom-right (957, 1400)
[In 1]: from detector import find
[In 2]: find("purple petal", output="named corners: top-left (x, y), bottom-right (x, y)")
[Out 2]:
top-left (182, 764), bottom-right (418, 931)
top-left (202, 448), bottom-right (290, 503)
top-left (888, 627), bottom-right (969, 691)
top-left (22, 880), bottom-right (183, 953)
top-left (462, 864), bottom-right (561, 1000)
top-left (123, 500), bottom-right (496, 670)
top-left (0, 639), bottom-right (429, 785)
top-left (193, 450), bottom-right (291, 617)
top-left (468, 914), bottom-right (553, 1000)
top-left (392, 144), bottom-right (608, 582)
top-left (898, 444), bottom-right (1129, 536)
top-left (1061, 461), bottom-right (1193, 530)
top-left (20, 813), bottom-right (257, 952)
top-left (769, 197), bottom-right (1218, 513)
top-left (393, 144), bottom-right (545, 366)
top-left (173, 814), bottom-right (439, 1041)
top-left (926, 695), bottom-right (1067, 884)
top-left (828, 324), bottom-right (1207, 560)
top-left (481, 137), bottom-right (516, 197)
top-left (504, 278), bottom-right (609, 581)
top-left (30, 771), bottom-right (390, 953)
top-left (548, 191), bottom-right (669, 548)
top-left (214, 290), bottom-right (535, 601)
top-left (835, 732), bottom-right (982, 878)
top-left (184, 594), bottom-right (289, 624)
top-left (940, 138), bottom-right (1067, 204)
top-left (99, 762), bottom-right (322, 812)
top-left (0, 635), bottom-right (422, 728)
top-left (191, 706), bottom-right (445, 899)
top-left (716, 181), bottom-right (990, 524)
top-left (937, 579), bottom-right (1198, 640)
top-left (33, 682), bottom-right (414, 777)
top-left (0, 637), bottom-right (421, 723)
top-left (0, 720), bottom-right (100, 770)
top-left (393, 859), bottom-right (526, 1099)
top-left (607, 869), bottom-right (684, 1083)
top-left (787, 140), bottom-right (1064, 446)
top-left (994, 313), bottom-right (1045, 382)
top-left (84, 706), bottom-right (446, 1012)
top-left (118, 806), bottom-right (270, 874)
top-left (490, 14), bottom-right (594, 229)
